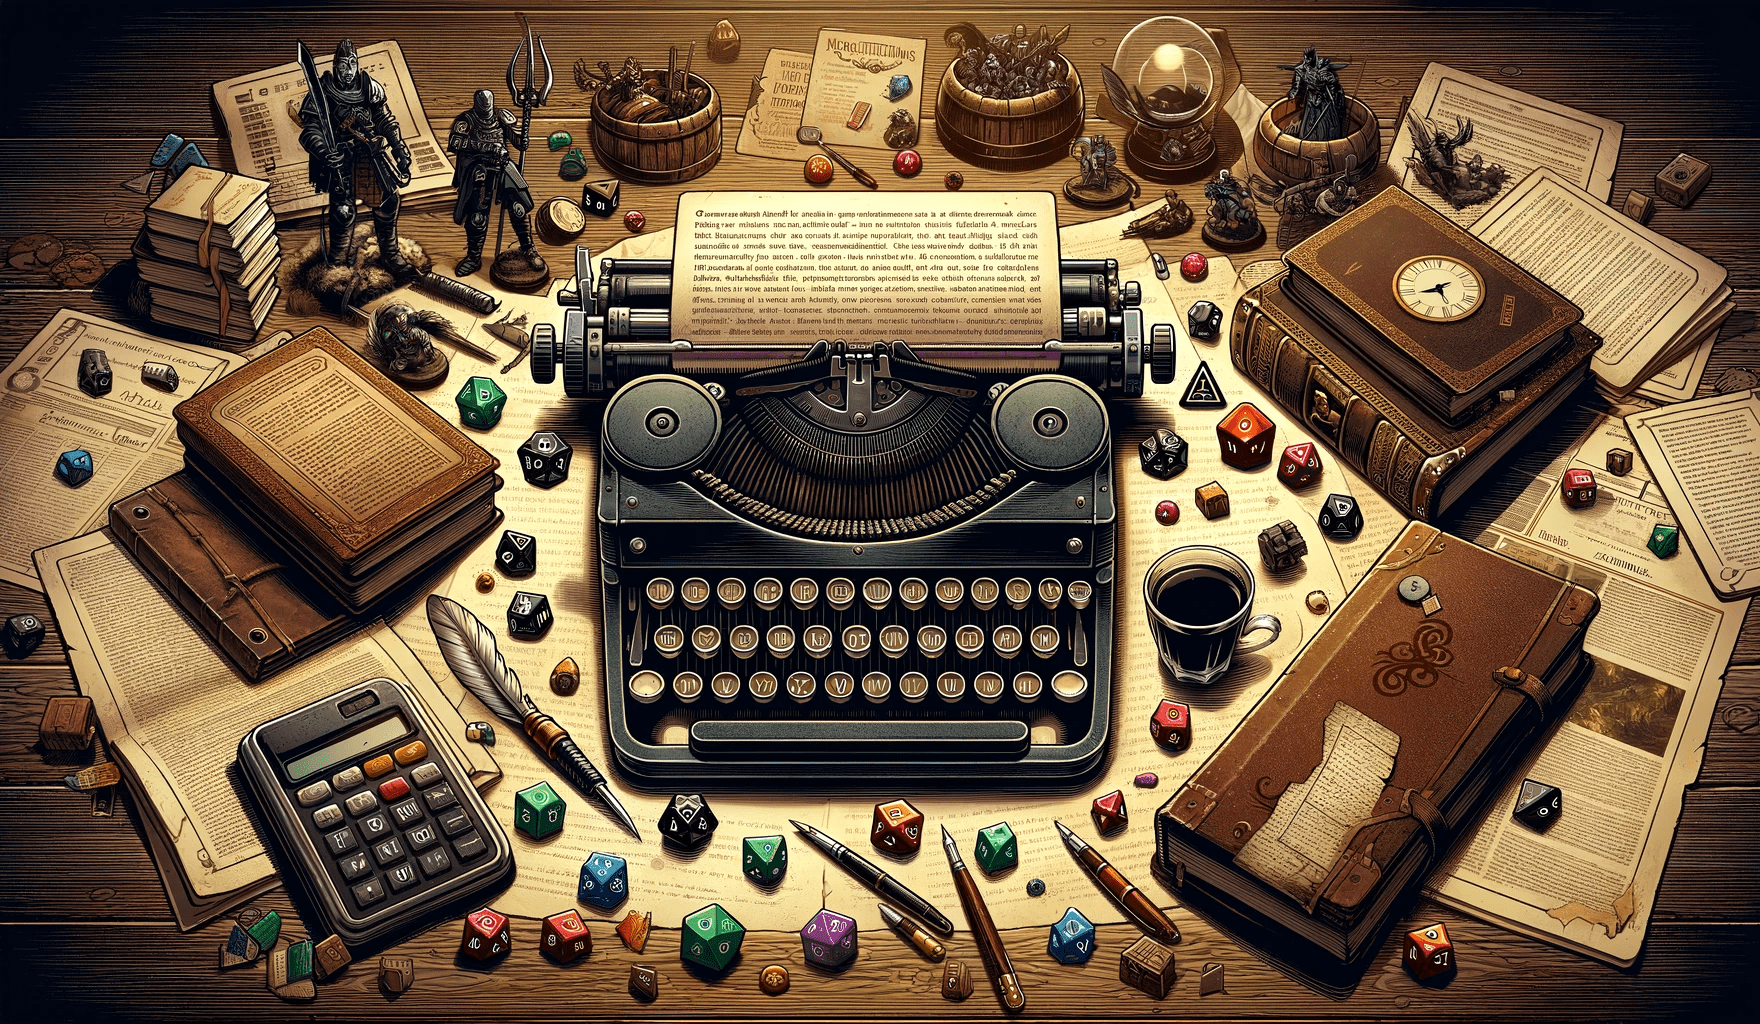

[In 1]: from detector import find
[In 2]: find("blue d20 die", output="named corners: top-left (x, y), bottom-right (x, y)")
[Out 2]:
top-left (1047, 906), bottom-right (1095, 964)
top-left (55, 449), bottom-right (94, 487)
top-left (577, 851), bottom-right (630, 909)
top-left (800, 907), bottom-right (857, 970)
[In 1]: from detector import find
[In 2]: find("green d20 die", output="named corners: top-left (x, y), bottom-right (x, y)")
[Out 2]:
top-left (1647, 524), bottom-right (1679, 559)
top-left (742, 834), bottom-right (788, 886)
top-left (513, 781), bottom-right (566, 839)
top-left (456, 375), bottom-right (507, 430)
top-left (974, 821), bottom-right (1018, 874)
top-left (680, 903), bottom-right (745, 973)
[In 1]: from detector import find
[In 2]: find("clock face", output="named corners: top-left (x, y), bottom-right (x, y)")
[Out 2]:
top-left (1393, 256), bottom-right (1484, 322)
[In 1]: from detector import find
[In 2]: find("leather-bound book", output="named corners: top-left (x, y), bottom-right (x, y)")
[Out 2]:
top-left (1231, 272), bottom-right (1599, 522)
top-left (1281, 186), bottom-right (1582, 424)
top-left (1153, 523), bottom-right (1598, 987)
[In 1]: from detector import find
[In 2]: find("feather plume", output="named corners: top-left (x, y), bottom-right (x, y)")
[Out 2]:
top-left (1099, 63), bottom-right (1140, 123)
top-left (425, 594), bottom-right (527, 725)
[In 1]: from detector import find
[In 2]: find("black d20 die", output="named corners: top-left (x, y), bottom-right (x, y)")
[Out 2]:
top-left (496, 530), bottom-right (538, 577)
top-left (1316, 493), bottom-right (1364, 540)
top-left (507, 591), bottom-right (553, 639)
top-left (658, 793), bottom-right (718, 849)
top-left (1512, 779), bottom-right (1562, 832)
top-left (518, 431), bottom-right (573, 488)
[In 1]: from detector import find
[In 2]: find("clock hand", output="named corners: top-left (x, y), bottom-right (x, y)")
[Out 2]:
top-left (1419, 282), bottom-right (1451, 298)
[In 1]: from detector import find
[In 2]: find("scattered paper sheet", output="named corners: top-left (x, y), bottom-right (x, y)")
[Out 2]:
top-left (734, 49), bottom-right (817, 162)
top-left (1633, 329), bottom-right (1720, 404)
top-left (799, 28), bottom-right (926, 152)
top-left (1628, 390), bottom-right (1760, 599)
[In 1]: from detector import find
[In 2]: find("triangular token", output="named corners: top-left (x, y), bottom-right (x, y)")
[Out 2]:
top-left (121, 170), bottom-right (158, 195)
top-left (1180, 361), bottom-right (1226, 409)
top-left (218, 925), bottom-right (261, 969)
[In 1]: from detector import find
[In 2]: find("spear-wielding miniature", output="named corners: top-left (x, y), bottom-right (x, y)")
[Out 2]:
top-left (494, 14), bottom-right (552, 267)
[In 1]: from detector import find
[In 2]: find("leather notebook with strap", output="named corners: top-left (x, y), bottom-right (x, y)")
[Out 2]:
top-left (1153, 523), bottom-right (1598, 980)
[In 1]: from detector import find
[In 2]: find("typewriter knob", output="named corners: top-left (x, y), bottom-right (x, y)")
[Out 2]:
top-left (531, 323), bottom-right (557, 384)
top-left (603, 375), bottom-right (722, 476)
top-left (990, 375), bottom-right (1108, 474)
top-left (1149, 323), bottom-right (1177, 385)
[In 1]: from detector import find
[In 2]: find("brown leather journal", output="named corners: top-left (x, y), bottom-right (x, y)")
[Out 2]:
top-left (1153, 523), bottom-right (1598, 982)
top-left (1282, 186), bottom-right (1582, 423)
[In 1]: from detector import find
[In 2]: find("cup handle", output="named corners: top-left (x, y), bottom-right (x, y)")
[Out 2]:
top-left (1235, 614), bottom-right (1281, 655)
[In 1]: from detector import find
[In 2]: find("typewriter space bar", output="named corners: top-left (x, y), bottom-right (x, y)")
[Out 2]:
top-left (690, 720), bottom-right (1030, 760)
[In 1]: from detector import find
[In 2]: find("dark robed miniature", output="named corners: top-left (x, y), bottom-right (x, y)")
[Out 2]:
top-left (449, 90), bottom-right (543, 277)
top-left (298, 40), bottom-right (413, 275)
top-left (1201, 169), bottom-right (1264, 250)
top-left (1278, 47), bottom-right (1351, 141)
top-left (368, 301), bottom-right (453, 388)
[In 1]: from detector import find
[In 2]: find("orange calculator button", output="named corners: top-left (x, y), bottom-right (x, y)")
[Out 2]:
top-left (394, 740), bottom-right (428, 765)
top-left (363, 754), bottom-right (394, 778)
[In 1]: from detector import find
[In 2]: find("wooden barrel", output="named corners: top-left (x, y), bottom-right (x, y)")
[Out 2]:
top-left (589, 75), bottom-right (722, 185)
top-left (1252, 96), bottom-right (1380, 187)
top-left (935, 58), bottom-right (1085, 171)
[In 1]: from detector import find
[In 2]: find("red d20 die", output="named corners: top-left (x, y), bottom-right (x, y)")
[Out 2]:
top-left (871, 798), bottom-right (924, 855)
top-left (542, 908), bottom-right (592, 963)
top-left (1561, 467), bottom-right (1598, 508)
top-left (1149, 700), bottom-right (1191, 752)
top-left (1216, 403), bottom-right (1276, 469)
top-left (461, 907), bottom-right (511, 961)
top-left (1091, 789), bottom-right (1128, 836)
top-left (1277, 442), bottom-right (1322, 489)
top-left (1403, 922), bottom-right (1455, 980)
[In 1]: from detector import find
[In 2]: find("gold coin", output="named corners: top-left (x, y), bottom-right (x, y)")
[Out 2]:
top-left (475, 572), bottom-right (495, 593)
top-left (759, 964), bottom-right (790, 995)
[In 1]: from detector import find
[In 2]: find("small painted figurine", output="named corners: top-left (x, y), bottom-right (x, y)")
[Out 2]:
top-left (1201, 169), bottom-right (1264, 250)
top-left (298, 40), bottom-right (413, 274)
top-left (1405, 113), bottom-right (1511, 209)
top-left (368, 302), bottom-right (455, 388)
top-left (1278, 48), bottom-right (1351, 141)
top-left (449, 90), bottom-right (543, 277)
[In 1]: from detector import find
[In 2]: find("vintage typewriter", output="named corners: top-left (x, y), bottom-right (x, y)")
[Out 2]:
top-left (528, 247), bottom-right (1174, 786)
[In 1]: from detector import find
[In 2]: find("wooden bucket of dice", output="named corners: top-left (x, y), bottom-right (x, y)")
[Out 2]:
top-left (589, 73), bottom-right (723, 185)
top-left (934, 57), bottom-right (1085, 171)
top-left (1251, 95), bottom-right (1380, 188)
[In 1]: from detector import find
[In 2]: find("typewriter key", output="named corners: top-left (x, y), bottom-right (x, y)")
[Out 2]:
top-left (1005, 578), bottom-right (1033, 609)
top-left (933, 578), bottom-right (965, 610)
top-left (993, 625), bottom-right (1024, 659)
top-left (1031, 625), bottom-right (1061, 659)
top-left (749, 671), bottom-right (779, 702)
top-left (729, 625), bottom-right (760, 658)
top-left (692, 625), bottom-right (723, 658)
top-left (937, 672), bottom-right (967, 701)
top-left (646, 579), bottom-right (675, 608)
top-left (825, 672), bottom-right (856, 702)
top-left (680, 578), bottom-right (711, 611)
top-left (863, 672), bottom-right (892, 702)
top-left (843, 625), bottom-right (873, 657)
top-left (654, 625), bottom-right (685, 658)
top-left (1039, 579), bottom-right (1064, 609)
top-left (1051, 670), bottom-right (1089, 702)
top-left (789, 578), bottom-right (820, 611)
top-left (826, 578), bottom-right (857, 611)
top-left (918, 624), bottom-right (948, 657)
top-left (717, 579), bottom-right (748, 610)
top-left (955, 625), bottom-right (986, 659)
top-left (711, 672), bottom-right (741, 702)
top-left (974, 672), bottom-right (1006, 703)
top-left (753, 578), bottom-right (784, 611)
top-left (879, 624), bottom-right (910, 657)
top-left (898, 578), bottom-right (929, 610)
top-left (1066, 581), bottom-right (1094, 610)
top-left (900, 671), bottom-right (930, 702)
top-left (1013, 672), bottom-right (1044, 702)
top-left (970, 577), bottom-right (1000, 611)
top-left (803, 625), bottom-right (834, 658)
top-left (766, 625), bottom-right (797, 658)
top-left (673, 672), bottom-right (703, 702)
top-left (629, 670), bottom-right (666, 703)
top-left (863, 578), bottom-right (893, 610)
top-left (786, 672), bottom-right (816, 702)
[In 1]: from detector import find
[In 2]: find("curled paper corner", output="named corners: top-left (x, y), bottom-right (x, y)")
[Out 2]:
top-left (1545, 880), bottom-right (1637, 939)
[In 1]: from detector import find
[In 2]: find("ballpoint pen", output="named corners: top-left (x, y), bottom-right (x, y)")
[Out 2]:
top-left (789, 820), bottom-right (954, 935)
top-left (879, 902), bottom-right (946, 962)
top-left (426, 595), bottom-right (641, 839)
top-left (1054, 820), bottom-right (1179, 944)
top-left (941, 825), bottom-right (1025, 1014)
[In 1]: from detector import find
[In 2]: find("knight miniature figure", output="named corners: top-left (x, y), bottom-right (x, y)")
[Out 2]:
top-left (448, 89), bottom-right (544, 278)
top-left (298, 39), bottom-right (414, 275)
top-left (1201, 169), bottom-right (1265, 250)
top-left (1278, 47), bottom-right (1351, 141)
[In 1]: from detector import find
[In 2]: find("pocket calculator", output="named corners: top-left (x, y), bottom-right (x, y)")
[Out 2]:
top-left (239, 677), bottom-right (514, 950)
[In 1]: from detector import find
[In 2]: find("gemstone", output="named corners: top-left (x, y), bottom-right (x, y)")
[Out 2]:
top-left (893, 149), bottom-right (922, 177)
top-left (887, 74), bottom-right (913, 101)
top-left (1180, 252), bottom-right (1208, 281)
top-left (944, 171), bottom-right (964, 190)
top-left (623, 210), bottom-right (646, 232)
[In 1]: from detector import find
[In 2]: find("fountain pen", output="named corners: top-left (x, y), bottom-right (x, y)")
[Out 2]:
top-left (1054, 820), bottom-right (1179, 944)
top-left (942, 825), bottom-right (1025, 1013)
top-left (790, 821), bottom-right (954, 935)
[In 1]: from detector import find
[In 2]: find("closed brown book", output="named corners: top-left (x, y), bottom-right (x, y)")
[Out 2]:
top-left (174, 327), bottom-right (498, 579)
top-left (1282, 186), bottom-right (1582, 423)
top-left (1153, 523), bottom-right (1598, 986)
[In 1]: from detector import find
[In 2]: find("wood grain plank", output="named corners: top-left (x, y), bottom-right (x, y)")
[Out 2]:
top-left (1702, 666), bottom-right (1760, 785)
top-left (0, 788), bottom-right (170, 921)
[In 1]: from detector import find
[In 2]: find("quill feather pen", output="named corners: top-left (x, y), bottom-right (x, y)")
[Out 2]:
top-left (426, 594), bottom-right (640, 838)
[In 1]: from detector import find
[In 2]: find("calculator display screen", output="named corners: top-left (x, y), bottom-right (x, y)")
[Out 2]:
top-left (284, 712), bottom-right (410, 782)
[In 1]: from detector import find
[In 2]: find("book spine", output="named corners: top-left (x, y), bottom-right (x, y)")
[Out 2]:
top-left (1230, 288), bottom-right (1448, 521)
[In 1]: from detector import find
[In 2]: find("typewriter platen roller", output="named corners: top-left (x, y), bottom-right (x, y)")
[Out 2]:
top-left (530, 247), bottom-right (1165, 787)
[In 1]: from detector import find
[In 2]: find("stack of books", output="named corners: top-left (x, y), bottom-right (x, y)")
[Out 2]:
top-left (133, 166), bottom-right (281, 346)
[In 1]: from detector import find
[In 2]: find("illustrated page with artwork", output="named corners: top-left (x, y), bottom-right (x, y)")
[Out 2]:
top-left (798, 28), bottom-right (926, 151)
top-left (734, 49), bottom-right (817, 161)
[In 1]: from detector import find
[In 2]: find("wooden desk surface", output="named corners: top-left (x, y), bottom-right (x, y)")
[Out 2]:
top-left (2, 2), bottom-right (1756, 1019)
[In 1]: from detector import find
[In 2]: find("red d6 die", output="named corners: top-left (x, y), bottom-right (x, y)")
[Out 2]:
top-left (1277, 442), bottom-right (1322, 489)
top-left (1217, 403), bottom-right (1276, 469)
top-left (1149, 699), bottom-right (1191, 752)
top-left (1561, 468), bottom-right (1597, 508)
top-left (1091, 789), bottom-right (1128, 836)
top-left (461, 907), bottom-right (511, 961)
top-left (871, 798), bottom-right (925, 855)
top-left (542, 908), bottom-right (592, 963)
top-left (1403, 922), bottom-right (1454, 980)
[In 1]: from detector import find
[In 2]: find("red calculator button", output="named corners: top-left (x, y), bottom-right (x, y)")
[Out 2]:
top-left (378, 776), bottom-right (411, 801)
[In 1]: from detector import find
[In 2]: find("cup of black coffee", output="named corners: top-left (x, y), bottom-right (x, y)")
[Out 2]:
top-left (1143, 545), bottom-right (1281, 685)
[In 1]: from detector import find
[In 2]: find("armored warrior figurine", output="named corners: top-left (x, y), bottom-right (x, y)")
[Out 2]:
top-left (297, 39), bottom-right (413, 275)
top-left (1278, 48), bottom-right (1352, 141)
top-left (1200, 169), bottom-right (1265, 251)
top-left (448, 90), bottom-right (543, 278)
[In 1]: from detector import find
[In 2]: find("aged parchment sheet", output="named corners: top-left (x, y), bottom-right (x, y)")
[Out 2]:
top-left (799, 29), bottom-right (926, 152)
top-left (1628, 390), bottom-right (1760, 599)
top-left (735, 49), bottom-right (817, 162)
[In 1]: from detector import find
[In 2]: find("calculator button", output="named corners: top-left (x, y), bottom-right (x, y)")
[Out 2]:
top-left (424, 784), bottom-right (458, 812)
top-left (363, 754), bottom-right (394, 778)
top-left (312, 804), bottom-right (343, 830)
top-left (438, 808), bottom-right (471, 836)
top-left (351, 877), bottom-right (386, 908)
top-left (387, 861), bottom-right (419, 892)
top-left (406, 822), bottom-right (438, 851)
top-left (338, 851), bottom-right (372, 881)
top-left (345, 791), bottom-right (379, 817)
top-left (410, 762), bottom-right (443, 788)
top-left (325, 827), bottom-right (358, 856)
top-left (372, 835), bottom-right (406, 866)
top-left (390, 799), bottom-right (423, 827)
top-left (360, 812), bottom-right (391, 838)
top-left (296, 781), bottom-right (331, 807)
top-left (453, 831), bottom-right (488, 860)
top-left (331, 766), bottom-right (365, 792)
top-left (394, 740), bottom-right (427, 765)
top-left (378, 776), bottom-right (411, 802)
top-left (418, 846), bottom-right (452, 879)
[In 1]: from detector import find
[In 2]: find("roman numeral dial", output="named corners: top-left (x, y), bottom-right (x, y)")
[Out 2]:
top-left (1393, 256), bottom-right (1484, 322)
